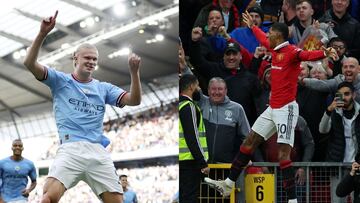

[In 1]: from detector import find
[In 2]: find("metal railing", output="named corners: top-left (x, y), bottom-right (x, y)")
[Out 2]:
top-left (200, 162), bottom-right (354, 203)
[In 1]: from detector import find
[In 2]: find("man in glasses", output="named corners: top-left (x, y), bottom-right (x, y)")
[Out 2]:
top-left (328, 37), bottom-right (348, 78)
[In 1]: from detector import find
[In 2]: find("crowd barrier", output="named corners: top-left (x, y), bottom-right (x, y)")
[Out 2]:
top-left (200, 162), bottom-right (354, 203)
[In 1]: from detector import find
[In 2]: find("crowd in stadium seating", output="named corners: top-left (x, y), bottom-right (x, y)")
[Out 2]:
top-left (28, 164), bottom-right (178, 203)
top-left (40, 102), bottom-right (178, 160)
top-left (105, 102), bottom-right (178, 153)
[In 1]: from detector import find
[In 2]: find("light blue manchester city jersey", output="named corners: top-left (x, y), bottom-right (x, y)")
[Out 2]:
top-left (0, 157), bottom-right (37, 202)
top-left (41, 67), bottom-right (126, 145)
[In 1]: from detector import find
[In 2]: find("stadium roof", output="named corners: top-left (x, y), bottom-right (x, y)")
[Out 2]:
top-left (0, 0), bottom-right (178, 122)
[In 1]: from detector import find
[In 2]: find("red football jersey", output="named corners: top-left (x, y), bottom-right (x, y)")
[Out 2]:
top-left (252, 26), bottom-right (326, 108)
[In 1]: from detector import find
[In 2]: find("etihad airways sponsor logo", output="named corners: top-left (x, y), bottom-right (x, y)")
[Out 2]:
top-left (69, 98), bottom-right (105, 115)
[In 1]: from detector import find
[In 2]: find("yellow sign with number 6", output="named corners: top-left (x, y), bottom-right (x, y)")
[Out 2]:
top-left (245, 174), bottom-right (275, 203)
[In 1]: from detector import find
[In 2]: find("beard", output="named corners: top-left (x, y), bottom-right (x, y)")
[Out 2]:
top-left (192, 90), bottom-right (201, 101)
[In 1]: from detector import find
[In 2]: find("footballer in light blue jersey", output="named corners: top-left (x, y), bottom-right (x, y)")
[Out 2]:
top-left (41, 66), bottom-right (127, 147)
top-left (24, 11), bottom-right (142, 202)
top-left (0, 139), bottom-right (37, 202)
top-left (120, 175), bottom-right (138, 203)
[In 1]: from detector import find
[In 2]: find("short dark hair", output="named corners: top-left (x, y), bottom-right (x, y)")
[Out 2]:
top-left (271, 22), bottom-right (289, 40)
top-left (296, 0), bottom-right (313, 7)
top-left (119, 174), bottom-right (127, 179)
top-left (180, 74), bottom-right (198, 93)
top-left (328, 37), bottom-right (347, 49)
top-left (337, 81), bottom-right (355, 92)
top-left (208, 6), bottom-right (224, 20)
top-left (248, 6), bottom-right (264, 22)
top-left (12, 139), bottom-right (22, 144)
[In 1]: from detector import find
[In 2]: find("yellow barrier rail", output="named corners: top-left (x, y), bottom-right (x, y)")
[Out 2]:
top-left (201, 162), bottom-right (354, 203)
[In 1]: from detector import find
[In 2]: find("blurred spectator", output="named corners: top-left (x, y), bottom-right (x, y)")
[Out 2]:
top-left (327, 37), bottom-right (348, 78)
top-left (310, 0), bottom-right (332, 20)
top-left (119, 175), bottom-right (138, 203)
top-left (309, 61), bottom-right (331, 80)
top-left (179, 0), bottom-right (210, 54)
top-left (301, 57), bottom-right (360, 103)
top-left (298, 62), bottom-right (310, 81)
top-left (290, 0), bottom-right (337, 46)
top-left (336, 151), bottom-right (360, 202)
top-left (349, 0), bottom-right (360, 22)
top-left (319, 0), bottom-right (360, 59)
top-left (260, 0), bottom-right (283, 22)
top-left (281, 0), bottom-right (298, 25)
top-left (199, 7), bottom-right (227, 63)
top-left (193, 7), bottom-right (233, 95)
top-left (194, 0), bottom-right (246, 33)
top-left (106, 103), bottom-right (178, 153)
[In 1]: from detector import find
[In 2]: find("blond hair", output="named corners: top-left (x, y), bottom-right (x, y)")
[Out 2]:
top-left (73, 43), bottom-right (98, 67)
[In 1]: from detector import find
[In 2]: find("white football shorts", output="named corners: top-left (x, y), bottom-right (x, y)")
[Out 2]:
top-left (252, 100), bottom-right (299, 147)
top-left (48, 141), bottom-right (123, 198)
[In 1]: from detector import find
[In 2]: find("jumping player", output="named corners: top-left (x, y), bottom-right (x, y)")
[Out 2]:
top-left (23, 11), bottom-right (142, 203)
top-left (204, 11), bottom-right (337, 203)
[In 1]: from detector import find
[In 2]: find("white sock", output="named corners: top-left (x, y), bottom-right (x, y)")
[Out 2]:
top-left (288, 199), bottom-right (298, 203)
top-left (225, 178), bottom-right (235, 187)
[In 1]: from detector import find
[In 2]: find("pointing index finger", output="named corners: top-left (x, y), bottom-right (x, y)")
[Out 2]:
top-left (53, 10), bottom-right (58, 20)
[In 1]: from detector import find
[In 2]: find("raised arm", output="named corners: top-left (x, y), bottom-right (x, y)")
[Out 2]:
top-left (23, 10), bottom-right (58, 80)
top-left (242, 11), bottom-right (270, 49)
top-left (120, 53), bottom-right (142, 106)
top-left (297, 46), bottom-right (338, 62)
top-left (301, 77), bottom-right (338, 92)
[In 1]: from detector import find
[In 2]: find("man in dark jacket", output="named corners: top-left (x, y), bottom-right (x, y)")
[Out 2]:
top-left (194, 0), bottom-right (252, 33)
top-left (319, 0), bottom-right (360, 59)
top-left (336, 152), bottom-right (360, 203)
top-left (190, 27), bottom-right (262, 125)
